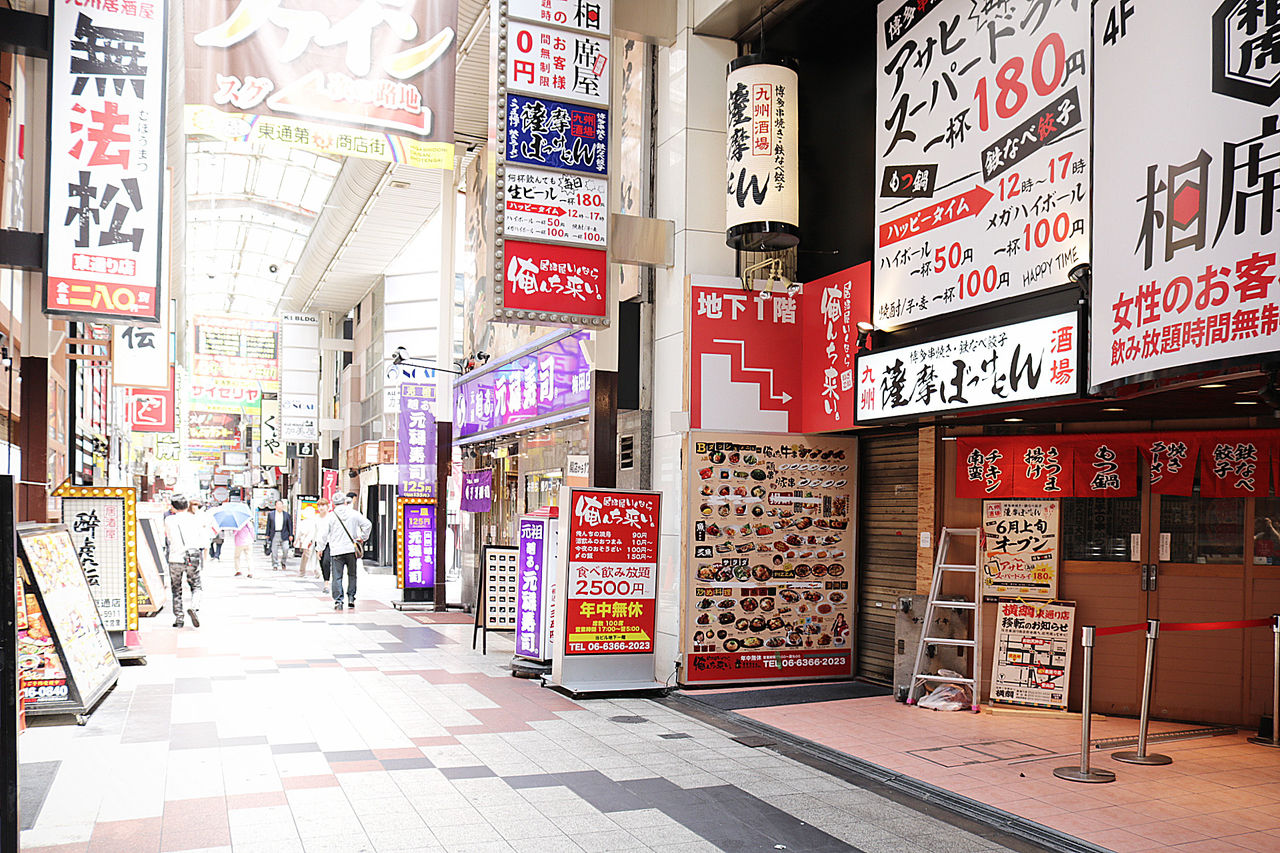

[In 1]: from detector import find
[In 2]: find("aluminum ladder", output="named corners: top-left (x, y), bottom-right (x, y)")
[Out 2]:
top-left (906, 527), bottom-right (982, 712)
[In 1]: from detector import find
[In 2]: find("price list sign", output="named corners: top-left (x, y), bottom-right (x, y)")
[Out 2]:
top-left (564, 489), bottom-right (660, 656)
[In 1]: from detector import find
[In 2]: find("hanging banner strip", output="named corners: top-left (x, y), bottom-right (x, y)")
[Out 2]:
top-left (1096, 618), bottom-right (1271, 637)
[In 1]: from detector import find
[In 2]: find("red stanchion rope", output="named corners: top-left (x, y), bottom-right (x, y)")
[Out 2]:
top-left (1096, 618), bottom-right (1272, 637)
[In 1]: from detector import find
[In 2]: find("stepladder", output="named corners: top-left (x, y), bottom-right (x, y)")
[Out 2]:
top-left (906, 527), bottom-right (982, 712)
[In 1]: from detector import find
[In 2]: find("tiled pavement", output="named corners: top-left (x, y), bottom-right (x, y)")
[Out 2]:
top-left (17, 550), bottom-right (1028, 853)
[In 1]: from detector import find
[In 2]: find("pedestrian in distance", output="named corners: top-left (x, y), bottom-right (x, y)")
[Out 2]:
top-left (266, 500), bottom-right (294, 571)
top-left (300, 500), bottom-right (331, 580)
top-left (318, 493), bottom-right (371, 610)
top-left (232, 521), bottom-right (255, 578)
top-left (163, 496), bottom-right (204, 628)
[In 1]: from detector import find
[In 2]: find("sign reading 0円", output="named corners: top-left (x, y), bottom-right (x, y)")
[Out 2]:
top-left (564, 489), bottom-right (660, 655)
top-left (991, 599), bottom-right (1074, 709)
top-left (1091, 0), bottom-right (1280, 386)
top-left (681, 432), bottom-right (856, 685)
top-left (45, 1), bottom-right (169, 322)
top-left (874, 0), bottom-right (1091, 329)
top-left (981, 500), bottom-right (1059, 600)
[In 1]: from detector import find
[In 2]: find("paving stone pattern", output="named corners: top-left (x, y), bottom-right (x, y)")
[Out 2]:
top-left (18, 550), bottom-right (1019, 853)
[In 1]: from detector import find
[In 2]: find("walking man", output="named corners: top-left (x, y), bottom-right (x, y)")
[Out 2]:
top-left (318, 493), bottom-right (371, 610)
top-left (265, 500), bottom-right (294, 571)
top-left (163, 496), bottom-right (204, 628)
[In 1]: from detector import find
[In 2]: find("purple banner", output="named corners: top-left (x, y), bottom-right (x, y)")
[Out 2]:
top-left (454, 331), bottom-right (593, 439)
top-left (460, 470), bottom-right (494, 512)
top-left (398, 382), bottom-right (436, 497)
top-left (400, 502), bottom-right (436, 590)
top-left (516, 516), bottom-right (552, 660)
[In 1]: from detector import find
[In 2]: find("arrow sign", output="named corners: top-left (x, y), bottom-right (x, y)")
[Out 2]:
top-left (878, 185), bottom-right (995, 247)
top-left (712, 339), bottom-right (793, 405)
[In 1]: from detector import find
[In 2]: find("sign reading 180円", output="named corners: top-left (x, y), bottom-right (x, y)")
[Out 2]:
top-left (874, 0), bottom-right (1091, 329)
top-left (504, 167), bottom-right (607, 246)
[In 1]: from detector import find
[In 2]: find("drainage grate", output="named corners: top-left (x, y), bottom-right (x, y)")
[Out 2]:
top-left (660, 732), bottom-right (692, 740)
top-left (1089, 725), bottom-right (1235, 751)
top-left (609, 715), bottom-right (649, 724)
top-left (732, 734), bottom-right (777, 748)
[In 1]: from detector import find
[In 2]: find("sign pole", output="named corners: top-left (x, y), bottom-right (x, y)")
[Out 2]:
top-left (2, 476), bottom-right (19, 853)
top-left (1249, 616), bottom-right (1280, 748)
top-left (1054, 627), bottom-right (1116, 783)
top-left (1113, 620), bottom-right (1172, 765)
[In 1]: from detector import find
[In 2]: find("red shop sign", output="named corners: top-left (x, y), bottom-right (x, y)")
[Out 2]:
top-left (501, 240), bottom-right (607, 324)
top-left (124, 367), bottom-right (175, 433)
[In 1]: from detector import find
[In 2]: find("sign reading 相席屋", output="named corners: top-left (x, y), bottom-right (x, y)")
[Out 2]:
top-left (45, 2), bottom-right (169, 323)
top-left (873, 0), bottom-right (1091, 329)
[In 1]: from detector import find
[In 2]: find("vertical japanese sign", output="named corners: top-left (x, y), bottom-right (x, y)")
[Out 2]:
top-left (125, 366), bottom-right (176, 433)
top-left (53, 486), bottom-right (139, 632)
top-left (564, 489), bottom-right (660, 655)
top-left (113, 312), bottom-right (169, 389)
top-left (397, 382), bottom-right (437, 498)
top-left (725, 57), bottom-right (799, 250)
top-left (259, 395), bottom-right (287, 467)
top-left (280, 313), bottom-right (320, 441)
top-left (1092, 0), bottom-right (1280, 386)
top-left (688, 265), bottom-right (871, 434)
top-left (492, 0), bottom-right (612, 328)
top-left (874, 0), bottom-right (1090, 329)
top-left (991, 600), bottom-right (1074, 709)
top-left (459, 470), bottom-right (494, 512)
top-left (856, 312), bottom-right (1079, 422)
top-left (185, 0), bottom-right (457, 168)
top-left (516, 514), bottom-right (557, 660)
top-left (981, 500), bottom-right (1059, 600)
top-left (395, 499), bottom-right (436, 590)
top-left (45, 1), bottom-right (168, 322)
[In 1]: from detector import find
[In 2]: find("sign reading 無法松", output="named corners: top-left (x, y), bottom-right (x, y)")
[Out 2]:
top-left (45, 2), bottom-right (169, 323)
top-left (874, 0), bottom-right (1090, 329)
top-left (1091, 0), bottom-right (1280, 387)
top-left (855, 312), bottom-right (1080, 422)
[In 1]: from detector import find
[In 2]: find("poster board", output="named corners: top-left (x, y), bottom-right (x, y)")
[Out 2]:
top-left (135, 516), bottom-right (167, 616)
top-left (990, 599), bottom-right (1075, 709)
top-left (981, 500), bottom-right (1060, 600)
top-left (395, 499), bottom-right (436, 591)
top-left (681, 431), bottom-right (856, 685)
top-left (17, 524), bottom-right (120, 716)
top-left (52, 485), bottom-right (139, 632)
top-left (483, 545), bottom-right (519, 630)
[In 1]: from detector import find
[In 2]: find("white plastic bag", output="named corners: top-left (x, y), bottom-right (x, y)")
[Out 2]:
top-left (917, 668), bottom-right (972, 711)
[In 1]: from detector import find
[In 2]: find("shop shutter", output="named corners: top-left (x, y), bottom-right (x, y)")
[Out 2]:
top-left (856, 432), bottom-right (918, 682)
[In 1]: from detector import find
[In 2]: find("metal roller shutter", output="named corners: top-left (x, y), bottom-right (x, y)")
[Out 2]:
top-left (856, 432), bottom-right (918, 682)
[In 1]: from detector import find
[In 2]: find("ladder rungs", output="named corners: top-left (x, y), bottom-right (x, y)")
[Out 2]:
top-left (912, 674), bottom-right (975, 684)
top-left (923, 637), bottom-right (975, 647)
top-left (939, 564), bottom-right (978, 571)
top-left (931, 600), bottom-right (976, 609)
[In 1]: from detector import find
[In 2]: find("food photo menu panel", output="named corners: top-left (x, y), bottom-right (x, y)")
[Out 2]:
top-left (681, 431), bottom-right (857, 685)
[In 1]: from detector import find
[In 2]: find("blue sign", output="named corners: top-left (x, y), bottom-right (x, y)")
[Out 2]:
top-left (506, 94), bottom-right (608, 176)
top-left (454, 331), bottom-right (593, 439)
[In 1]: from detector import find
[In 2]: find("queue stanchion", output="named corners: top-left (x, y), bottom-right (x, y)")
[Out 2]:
top-left (1054, 626), bottom-right (1116, 783)
top-left (1113, 619), bottom-right (1172, 765)
top-left (1249, 615), bottom-right (1280, 748)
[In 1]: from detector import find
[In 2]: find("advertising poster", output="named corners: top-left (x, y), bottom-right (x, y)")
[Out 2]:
top-left (1092, 0), bottom-right (1280, 386)
top-left (185, 0), bottom-right (456, 153)
top-left (187, 410), bottom-right (242, 446)
top-left (688, 265), bottom-right (871, 434)
top-left (682, 431), bottom-right (856, 685)
top-left (564, 489), bottom-right (660, 655)
top-left (516, 514), bottom-right (557, 661)
top-left (44, 1), bottom-right (168, 322)
top-left (483, 545), bottom-right (519, 630)
top-left (398, 382), bottom-right (436, 498)
top-left (991, 599), bottom-right (1075, 709)
top-left (56, 487), bottom-right (140, 632)
top-left (856, 312), bottom-right (1080, 422)
top-left (502, 239), bottom-right (608, 321)
top-left (981, 500), bottom-right (1059, 600)
top-left (504, 94), bottom-right (608, 176)
top-left (17, 525), bottom-right (120, 715)
top-left (460, 470), bottom-right (494, 512)
top-left (503, 166), bottom-right (608, 246)
top-left (395, 499), bottom-right (436, 590)
top-left (192, 314), bottom-right (280, 381)
top-left (874, 0), bottom-right (1091, 329)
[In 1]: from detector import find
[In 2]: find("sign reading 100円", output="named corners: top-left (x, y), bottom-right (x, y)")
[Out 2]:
top-left (874, 0), bottom-right (1091, 329)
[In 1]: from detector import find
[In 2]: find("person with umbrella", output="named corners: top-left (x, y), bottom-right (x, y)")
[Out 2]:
top-left (212, 502), bottom-right (256, 578)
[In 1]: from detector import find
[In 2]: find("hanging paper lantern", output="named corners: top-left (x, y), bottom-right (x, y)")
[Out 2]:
top-left (725, 54), bottom-right (799, 251)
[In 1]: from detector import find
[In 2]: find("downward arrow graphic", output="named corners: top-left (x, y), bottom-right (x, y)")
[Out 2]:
top-left (712, 339), bottom-right (793, 405)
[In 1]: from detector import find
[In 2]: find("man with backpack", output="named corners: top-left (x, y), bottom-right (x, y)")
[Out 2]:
top-left (317, 493), bottom-right (371, 610)
top-left (163, 496), bottom-right (205, 628)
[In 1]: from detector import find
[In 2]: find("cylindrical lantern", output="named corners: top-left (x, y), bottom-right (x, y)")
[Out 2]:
top-left (725, 54), bottom-right (799, 251)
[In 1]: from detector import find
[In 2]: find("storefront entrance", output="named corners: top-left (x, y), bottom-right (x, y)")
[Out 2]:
top-left (1063, 486), bottom-right (1280, 726)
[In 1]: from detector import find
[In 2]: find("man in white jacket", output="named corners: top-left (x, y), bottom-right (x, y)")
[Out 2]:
top-left (318, 493), bottom-right (372, 610)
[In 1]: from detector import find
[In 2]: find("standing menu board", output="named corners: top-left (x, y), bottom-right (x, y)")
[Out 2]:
top-left (681, 431), bottom-right (856, 685)
top-left (990, 599), bottom-right (1075, 709)
top-left (17, 525), bottom-right (119, 716)
top-left (981, 500), bottom-right (1060, 599)
top-left (483, 546), bottom-right (519, 630)
top-left (53, 485), bottom-right (139, 632)
top-left (516, 514), bottom-right (558, 661)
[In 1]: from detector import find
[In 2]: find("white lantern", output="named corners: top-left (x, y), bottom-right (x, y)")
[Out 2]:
top-left (725, 55), bottom-right (799, 251)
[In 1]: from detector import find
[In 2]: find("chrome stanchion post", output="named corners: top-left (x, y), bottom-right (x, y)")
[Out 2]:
top-left (1249, 615), bottom-right (1280, 748)
top-left (1055, 626), bottom-right (1116, 783)
top-left (1114, 619), bottom-right (1171, 765)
